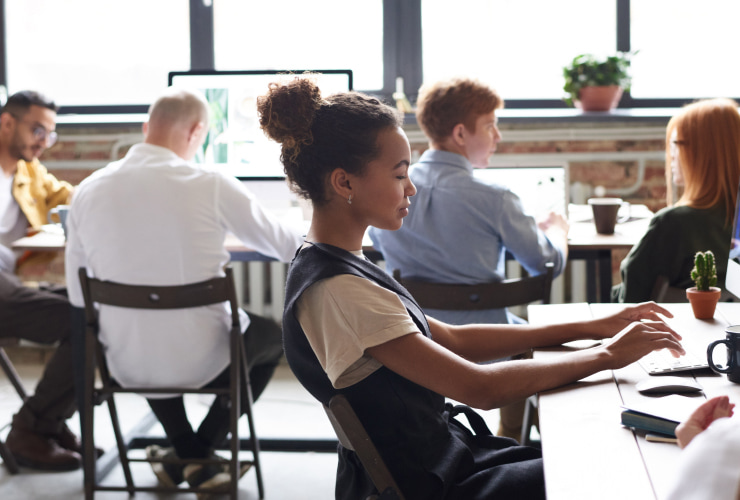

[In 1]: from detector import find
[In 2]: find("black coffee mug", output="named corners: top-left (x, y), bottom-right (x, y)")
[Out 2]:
top-left (707, 325), bottom-right (740, 383)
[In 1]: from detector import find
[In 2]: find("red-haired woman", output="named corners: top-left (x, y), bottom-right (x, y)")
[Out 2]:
top-left (613, 98), bottom-right (740, 302)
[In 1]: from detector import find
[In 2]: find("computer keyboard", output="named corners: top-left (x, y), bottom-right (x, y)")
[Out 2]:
top-left (638, 349), bottom-right (709, 375)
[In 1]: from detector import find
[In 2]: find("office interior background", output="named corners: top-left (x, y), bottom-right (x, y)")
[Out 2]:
top-left (1, 1), bottom-right (740, 498)
top-left (3, 0), bottom-right (739, 303)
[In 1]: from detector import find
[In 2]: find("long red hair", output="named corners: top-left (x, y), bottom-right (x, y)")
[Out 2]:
top-left (666, 98), bottom-right (740, 224)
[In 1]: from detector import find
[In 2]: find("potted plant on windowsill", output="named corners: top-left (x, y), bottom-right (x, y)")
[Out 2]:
top-left (562, 52), bottom-right (633, 112)
top-left (686, 250), bottom-right (722, 319)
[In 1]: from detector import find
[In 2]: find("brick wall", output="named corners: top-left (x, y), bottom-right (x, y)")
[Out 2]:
top-left (38, 120), bottom-right (671, 288)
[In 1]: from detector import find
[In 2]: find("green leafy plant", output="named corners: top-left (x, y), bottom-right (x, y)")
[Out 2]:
top-left (562, 52), bottom-right (633, 107)
top-left (691, 250), bottom-right (718, 291)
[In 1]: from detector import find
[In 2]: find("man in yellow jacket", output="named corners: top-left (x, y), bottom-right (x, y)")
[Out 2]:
top-left (0, 90), bottom-right (82, 471)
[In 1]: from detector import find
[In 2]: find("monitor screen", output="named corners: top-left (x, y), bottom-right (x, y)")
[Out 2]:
top-left (167, 69), bottom-right (353, 179)
top-left (472, 165), bottom-right (569, 220)
top-left (727, 182), bottom-right (740, 298)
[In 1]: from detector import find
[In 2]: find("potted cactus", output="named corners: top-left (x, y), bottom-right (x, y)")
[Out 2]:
top-left (686, 250), bottom-right (722, 319)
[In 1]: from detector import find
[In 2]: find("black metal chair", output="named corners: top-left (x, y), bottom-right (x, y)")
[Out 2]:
top-left (77, 266), bottom-right (264, 499)
top-left (324, 394), bottom-right (404, 500)
top-left (0, 337), bottom-right (28, 474)
top-left (393, 263), bottom-right (555, 446)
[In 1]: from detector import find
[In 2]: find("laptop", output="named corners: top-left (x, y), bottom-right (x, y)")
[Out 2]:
top-left (472, 165), bottom-right (569, 219)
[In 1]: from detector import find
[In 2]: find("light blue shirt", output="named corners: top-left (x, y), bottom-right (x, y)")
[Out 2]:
top-left (370, 149), bottom-right (565, 325)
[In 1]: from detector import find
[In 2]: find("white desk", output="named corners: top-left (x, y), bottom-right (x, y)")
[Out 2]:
top-left (529, 302), bottom-right (740, 500)
top-left (566, 203), bottom-right (653, 303)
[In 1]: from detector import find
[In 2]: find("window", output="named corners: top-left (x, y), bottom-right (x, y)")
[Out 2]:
top-left (213, 0), bottom-right (383, 91)
top-left (630, 0), bottom-right (740, 99)
top-left (1, 0), bottom-right (738, 113)
top-left (5, 0), bottom-right (190, 108)
top-left (421, 0), bottom-right (616, 100)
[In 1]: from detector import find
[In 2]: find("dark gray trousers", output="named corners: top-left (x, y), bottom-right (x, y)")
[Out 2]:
top-left (146, 312), bottom-right (284, 458)
top-left (0, 270), bottom-right (76, 435)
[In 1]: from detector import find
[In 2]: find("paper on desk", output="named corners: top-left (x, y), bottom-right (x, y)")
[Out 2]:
top-left (40, 223), bottom-right (64, 235)
top-left (622, 394), bottom-right (702, 423)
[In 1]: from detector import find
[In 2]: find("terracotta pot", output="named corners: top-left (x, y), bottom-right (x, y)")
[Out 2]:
top-left (575, 85), bottom-right (624, 112)
top-left (686, 287), bottom-right (722, 319)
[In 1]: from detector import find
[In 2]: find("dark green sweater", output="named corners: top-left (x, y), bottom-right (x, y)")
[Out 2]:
top-left (611, 204), bottom-right (731, 303)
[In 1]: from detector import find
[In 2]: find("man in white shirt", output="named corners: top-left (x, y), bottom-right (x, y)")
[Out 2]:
top-left (0, 91), bottom-right (84, 472)
top-left (65, 87), bottom-right (304, 489)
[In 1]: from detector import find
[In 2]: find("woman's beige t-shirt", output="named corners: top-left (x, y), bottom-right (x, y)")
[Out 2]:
top-left (296, 252), bottom-right (420, 389)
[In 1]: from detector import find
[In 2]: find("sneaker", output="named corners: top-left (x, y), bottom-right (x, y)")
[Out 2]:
top-left (184, 457), bottom-right (232, 499)
top-left (145, 445), bottom-right (185, 487)
top-left (226, 460), bottom-right (252, 479)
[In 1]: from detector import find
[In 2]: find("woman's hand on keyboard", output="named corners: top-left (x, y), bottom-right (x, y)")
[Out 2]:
top-left (588, 301), bottom-right (680, 341)
top-left (602, 320), bottom-right (685, 369)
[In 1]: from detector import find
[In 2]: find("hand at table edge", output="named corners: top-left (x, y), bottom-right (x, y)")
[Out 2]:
top-left (676, 396), bottom-right (735, 449)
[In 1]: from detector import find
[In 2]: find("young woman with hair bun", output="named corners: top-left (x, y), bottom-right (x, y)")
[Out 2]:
top-left (258, 77), bottom-right (683, 500)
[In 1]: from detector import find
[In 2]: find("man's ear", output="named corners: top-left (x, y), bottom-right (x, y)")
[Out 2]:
top-left (329, 168), bottom-right (353, 201)
top-left (142, 121), bottom-right (149, 138)
top-left (188, 121), bottom-right (206, 144)
top-left (451, 123), bottom-right (467, 148)
top-left (0, 112), bottom-right (15, 134)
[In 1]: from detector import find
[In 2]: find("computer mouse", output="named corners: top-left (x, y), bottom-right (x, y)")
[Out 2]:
top-left (635, 376), bottom-right (703, 395)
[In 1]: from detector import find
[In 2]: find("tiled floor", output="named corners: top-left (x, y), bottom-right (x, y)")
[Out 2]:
top-left (0, 353), bottom-right (505, 499)
top-left (0, 360), bottom-right (340, 499)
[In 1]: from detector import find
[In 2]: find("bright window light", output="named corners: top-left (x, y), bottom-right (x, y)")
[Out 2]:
top-left (631, 0), bottom-right (740, 98)
top-left (213, 0), bottom-right (384, 91)
top-left (5, 0), bottom-right (190, 107)
top-left (421, 0), bottom-right (616, 100)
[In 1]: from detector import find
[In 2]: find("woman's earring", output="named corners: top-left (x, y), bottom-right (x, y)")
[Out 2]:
top-left (347, 194), bottom-right (353, 205)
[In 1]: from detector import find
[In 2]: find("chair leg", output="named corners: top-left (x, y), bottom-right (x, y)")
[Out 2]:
top-left (521, 395), bottom-right (539, 446)
top-left (0, 437), bottom-right (19, 474)
top-left (0, 346), bottom-right (25, 474)
top-left (82, 333), bottom-right (97, 500)
top-left (240, 345), bottom-right (264, 499)
top-left (230, 338), bottom-right (240, 500)
top-left (106, 397), bottom-right (135, 495)
top-left (0, 347), bottom-right (28, 401)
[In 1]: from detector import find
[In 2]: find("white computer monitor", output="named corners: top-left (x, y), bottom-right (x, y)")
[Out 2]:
top-left (726, 181), bottom-right (740, 298)
top-left (472, 164), bottom-right (569, 220)
top-left (167, 69), bottom-right (353, 180)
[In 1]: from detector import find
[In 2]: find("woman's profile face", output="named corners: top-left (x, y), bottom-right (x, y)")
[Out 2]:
top-left (350, 126), bottom-right (415, 231)
top-left (670, 129), bottom-right (685, 186)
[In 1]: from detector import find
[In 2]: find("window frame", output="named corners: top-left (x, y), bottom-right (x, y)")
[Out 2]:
top-left (0, 0), bottom-right (730, 114)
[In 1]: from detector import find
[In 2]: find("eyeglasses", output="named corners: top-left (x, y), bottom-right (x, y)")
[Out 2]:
top-left (9, 113), bottom-right (58, 147)
top-left (669, 139), bottom-right (686, 155)
top-left (31, 124), bottom-right (57, 147)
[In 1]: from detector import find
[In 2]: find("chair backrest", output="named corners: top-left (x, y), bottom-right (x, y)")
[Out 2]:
top-left (78, 267), bottom-right (240, 323)
top-left (650, 275), bottom-right (736, 303)
top-left (76, 266), bottom-right (262, 498)
top-left (77, 266), bottom-right (241, 396)
top-left (392, 262), bottom-right (554, 311)
top-left (324, 395), bottom-right (405, 500)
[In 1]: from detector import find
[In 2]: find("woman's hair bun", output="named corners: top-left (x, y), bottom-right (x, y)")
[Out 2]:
top-left (257, 76), bottom-right (323, 158)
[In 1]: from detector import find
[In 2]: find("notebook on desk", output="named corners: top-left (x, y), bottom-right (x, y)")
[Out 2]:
top-left (621, 394), bottom-right (701, 437)
top-left (472, 165), bottom-right (569, 219)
